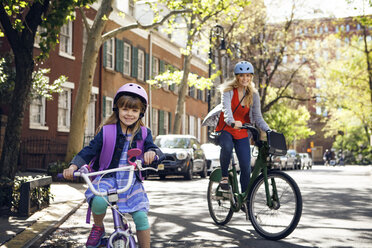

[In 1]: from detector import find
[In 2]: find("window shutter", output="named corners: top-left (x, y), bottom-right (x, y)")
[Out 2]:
top-left (103, 96), bottom-right (106, 118)
top-left (131, 47), bottom-right (138, 78)
top-left (145, 53), bottom-right (149, 81)
top-left (160, 60), bottom-right (165, 73)
top-left (158, 110), bottom-right (165, 135)
top-left (103, 41), bottom-right (107, 67)
top-left (115, 39), bottom-right (123, 73)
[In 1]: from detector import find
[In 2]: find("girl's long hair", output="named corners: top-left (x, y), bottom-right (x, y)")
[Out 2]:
top-left (97, 94), bottom-right (145, 142)
top-left (218, 76), bottom-right (257, 106)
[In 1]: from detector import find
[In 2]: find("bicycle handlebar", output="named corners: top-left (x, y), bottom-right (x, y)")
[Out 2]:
top-left (58, 160), bottom-right (159, 197)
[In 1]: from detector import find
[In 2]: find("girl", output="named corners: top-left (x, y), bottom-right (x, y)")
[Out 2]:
top-left (63, 83), bottom-right (163, 248)
top-left (203, 61), bottom-right (271, 194)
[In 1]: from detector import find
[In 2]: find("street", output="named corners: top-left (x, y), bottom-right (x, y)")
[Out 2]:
top-left (40, 165), bottom-right (372, 248)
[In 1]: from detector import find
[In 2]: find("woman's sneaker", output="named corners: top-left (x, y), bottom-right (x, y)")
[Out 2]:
top-left (219, 178), bottom-right (230, 191)
top-left (86, 224), bottom-right (105, 248)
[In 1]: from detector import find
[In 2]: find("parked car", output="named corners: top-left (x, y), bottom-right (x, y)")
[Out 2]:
top-left (201, 143), bottom-right (257, 174)
top-left (152, 135), bottom-right (207, 180)
top-left (298, 153), bottom-right (312, 170)
top-left (272, 149), bottom-right (299, 170)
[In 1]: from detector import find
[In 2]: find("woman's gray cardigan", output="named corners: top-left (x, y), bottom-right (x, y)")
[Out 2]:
top-left (202, 90), bottom-right (270, 132)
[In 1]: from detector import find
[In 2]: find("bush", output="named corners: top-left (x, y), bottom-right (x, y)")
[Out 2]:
top-left (0, 175), bottom-right (54, 215)
top-left (47, 161), bottom-right (69, 181)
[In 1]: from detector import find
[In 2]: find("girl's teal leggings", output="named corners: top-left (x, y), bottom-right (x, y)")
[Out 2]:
top-left (91, 196), bottom-right (149, 231)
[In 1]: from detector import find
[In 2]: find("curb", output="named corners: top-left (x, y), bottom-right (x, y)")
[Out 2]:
top-left (1, 199), bottom-right (85, 248)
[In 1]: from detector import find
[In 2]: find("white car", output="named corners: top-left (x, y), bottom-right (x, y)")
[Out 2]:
top-left (201, 143), bottom-right (257, 175)
top-left (299, 153), bottom-right (312, 170)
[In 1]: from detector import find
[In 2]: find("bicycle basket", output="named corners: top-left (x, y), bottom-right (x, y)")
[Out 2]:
top-left (267, 131), bottom-right (287, 156)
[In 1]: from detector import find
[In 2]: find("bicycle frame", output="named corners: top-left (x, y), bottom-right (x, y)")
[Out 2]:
top-left (209, 139), bottom-right (280, 212)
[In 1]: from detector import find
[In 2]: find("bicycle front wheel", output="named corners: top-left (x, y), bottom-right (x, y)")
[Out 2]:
top-left (207, 180), bottom-right (233, 225)
top-left (248, 170), bottom-right (302, 240)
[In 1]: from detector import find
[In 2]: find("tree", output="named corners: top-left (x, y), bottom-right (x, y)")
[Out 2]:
top-left (223, 0), bottom-right (315, 115)
top-left (64, 0), bottom-right (191, 162)
top-left (152, 0), bottom-right (249, 134)
top-left (317, 39), bottom-right (372, 148)
top-left (0, 0), bottom-right (95, 181)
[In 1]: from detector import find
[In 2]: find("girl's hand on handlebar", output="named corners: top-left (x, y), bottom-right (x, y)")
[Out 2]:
top-left (144, 151), bottom-right (156, 165)
top-left (234, 121), bottom-right (243, 129)
top-left (63, 164), bottom-right (78, 180)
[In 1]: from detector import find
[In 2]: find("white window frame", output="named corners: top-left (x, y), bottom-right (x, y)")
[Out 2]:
top-left (29, 95), bottom-right (48, 130)
top-left (138, 49), bottom-right (145, 81)
top-left (152, 108), bottom-right (158, 137)
top-left (152, 57), bottom-right (159, 77)
top-left (104, 96), bottom-right (114, 119)
top-left (59, 20), bottom-right (75, 60)
top-left (105, 38), bottom-right (115, 70)
top-left (34, 26), bottom-right (47, 48)
top-left (123, 42), bottom-right (131, 76)
top-left (58, 82), bottom-right (74, 132)
top-left (84, 92), bottom-right (97, 145)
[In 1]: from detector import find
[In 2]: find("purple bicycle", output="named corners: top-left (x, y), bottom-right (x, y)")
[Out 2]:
top-left (59, 148), bottom-right (159, 248)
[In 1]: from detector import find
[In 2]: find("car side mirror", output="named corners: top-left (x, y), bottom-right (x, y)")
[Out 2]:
top-left (192, 144), bottom-right (198, 150)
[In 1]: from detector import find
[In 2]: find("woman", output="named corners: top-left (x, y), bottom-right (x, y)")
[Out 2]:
top-left (214, 61), bottom-right (271, 193)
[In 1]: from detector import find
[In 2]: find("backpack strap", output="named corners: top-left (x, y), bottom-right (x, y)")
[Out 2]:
top-left (136, 126), bottom-right (148, 181)
top-left (99, 124), bottom-right (117, 171)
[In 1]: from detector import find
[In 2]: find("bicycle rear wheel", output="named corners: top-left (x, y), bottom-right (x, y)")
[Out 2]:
top-left (207, 180), bottom-right (233, 225)
top-left (248, 170), bottom-right (302, 240)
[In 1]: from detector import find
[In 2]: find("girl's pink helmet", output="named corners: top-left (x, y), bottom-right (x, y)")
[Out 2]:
top-left (114, 83), bottom-right (148, 110)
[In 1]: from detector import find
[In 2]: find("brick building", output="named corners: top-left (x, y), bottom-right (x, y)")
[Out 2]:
top-left (0, 2), bottom-right (209, 171)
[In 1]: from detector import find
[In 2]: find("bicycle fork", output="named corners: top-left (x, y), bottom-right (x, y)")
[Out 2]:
top-left (262, 167), bottom-right (280, 209)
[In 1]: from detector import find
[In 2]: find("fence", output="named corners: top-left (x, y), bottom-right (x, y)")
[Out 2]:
top-left (18, 135), bottom-right (95, 171)
top-left (19, 137), bottom-right (67, 171)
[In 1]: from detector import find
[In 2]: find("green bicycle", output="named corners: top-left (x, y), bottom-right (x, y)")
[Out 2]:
top-left (207, 124), bottom-right (302, 240)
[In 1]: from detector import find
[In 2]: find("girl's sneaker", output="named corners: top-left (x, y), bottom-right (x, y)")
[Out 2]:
top-left (86, 224), bottom-right (105, 248)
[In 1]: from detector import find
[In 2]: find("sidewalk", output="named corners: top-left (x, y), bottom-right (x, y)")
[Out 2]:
top-left (0, 181), bottom-right (87, 248)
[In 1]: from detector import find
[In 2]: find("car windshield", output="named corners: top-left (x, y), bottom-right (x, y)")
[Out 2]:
top-left (155, 137), bottom-right (190, 149)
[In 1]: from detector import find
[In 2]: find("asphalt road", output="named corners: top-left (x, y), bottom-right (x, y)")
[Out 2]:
top-left (40, 165), bottom-right (372, 248)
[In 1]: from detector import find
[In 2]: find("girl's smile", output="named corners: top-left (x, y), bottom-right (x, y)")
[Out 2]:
top-left (119, 107), bottom-right (141, 128)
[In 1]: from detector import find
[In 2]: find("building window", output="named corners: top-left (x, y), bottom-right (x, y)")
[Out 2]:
top-left (152, 57), bottom-right (159, 78)
top-left (295, 41), bottom-right (300, 50)
top-left (357, 24), bottom-right (361, 30)
top-left (335, 26), bottom-right (339, 33)
top-left (29, 95), bottom-right (48, 130)
top-left (124, 43), bottom-right (131, 76)
top-left (324, 25), bottom-right (328, 32)
top-left (84, 94), bottom-right (97, 145)
top-left (302, 41), bottom-right (307, 50)
top-left (138, 49), bottom-right (145, 81)
top-left (346, 24), bottom-right (350, 32)
top-left (319, 26), bottom-right (323, 34)
top-left (104, 96), bottom-right (113, 119)
top-left (58, 82), bottom-right (74, 132)
top-left (152, 108), bottom-right (158, 137)
top-left (104, 38), bottom-right (115, 70)
top-left (60, 21), bottom-right (73, 56)
top-left (34, 26), bottom-right (47, 48)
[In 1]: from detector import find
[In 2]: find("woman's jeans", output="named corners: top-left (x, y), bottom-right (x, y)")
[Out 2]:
top-left (219, 130), bottom-right (251, 192)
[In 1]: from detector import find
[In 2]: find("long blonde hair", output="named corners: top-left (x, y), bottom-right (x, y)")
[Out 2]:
top-left (97, 94), bottom-right (145, 141)
top-left (218, 76), bottom-right (257, 106)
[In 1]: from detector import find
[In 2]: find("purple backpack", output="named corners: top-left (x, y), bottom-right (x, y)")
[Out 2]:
top-left (89, 124), bottom-right (147, 171)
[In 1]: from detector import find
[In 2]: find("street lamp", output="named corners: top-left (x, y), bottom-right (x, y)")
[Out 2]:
top-left (208, 24), bottom-right (226, 113)
top-left (207, 25), bottom-right (226, 136)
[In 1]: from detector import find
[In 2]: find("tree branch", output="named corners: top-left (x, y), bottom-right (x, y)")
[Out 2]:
top-left (79, 7), bottom-right (91, 34)
top-left (102, 9), bottom-right (191, 42)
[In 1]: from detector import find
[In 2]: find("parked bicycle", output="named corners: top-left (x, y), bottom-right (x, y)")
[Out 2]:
top-left (207, 124), bottom-right (302, 240)
top-left (59, 148), bottom-right (159, 248)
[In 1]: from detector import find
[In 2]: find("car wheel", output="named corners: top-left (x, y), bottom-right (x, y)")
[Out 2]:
top-left (184, 161), bottom-right (193, 180)
top-left (199, 162), bottom-right (207, 178)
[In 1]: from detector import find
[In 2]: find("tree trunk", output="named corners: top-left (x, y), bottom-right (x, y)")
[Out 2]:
top-left (64, 0), bottom-right (113, 162)
top-left (0, 50), bottom-right (34, 180)
top-left (173, 54), bottom-right (192, 134)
